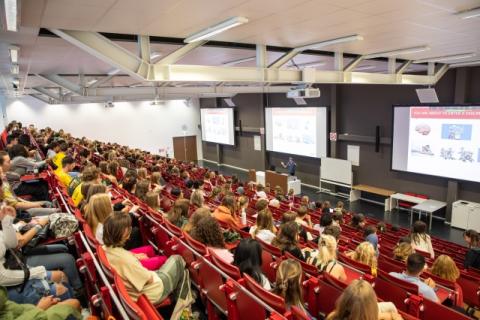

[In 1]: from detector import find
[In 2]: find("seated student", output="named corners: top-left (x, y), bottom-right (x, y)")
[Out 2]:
top-left (212, 196), bottom-right (241, 229)
top-left (322, 225), bottom-right (341, 242)
top-left (255, 198), bottom-right (269, 212)
top-left (0, 285), bottom-right (81, 319)
top-left (350, 213), bottom-right (366, 230)
top-left (54, 156), bottom-right (76, 188)
top-left (51, 142), bottom-right (68, 171)
top-left (134, 180), bottom-right (150, 202)
top-left (0, 154), bottom-right (58, 217)
top-left (150, 171), bottom-right (164, 190)
top-left (170, 187), bottom-right (184, 199)
top-left (377, 221), bottom-right (387, 234)
top-left (46, 141), bottom-right (60, 159)
top-left (119, 169), bottom-right (137, 194)
top-left (463, 229), bottom-right (480, 269)
top-left (314, 213), bottom-right (332, 233)
top-left (255, 184), bottom-right (268, 199)
top-left (364, 225), bottom-right (379, 255)
top-left (71, 166), bottom-right (101, 207)
top-left (102, 213), bottom-right (193, 317)
top-left (305, 234), bottom-right (347, 282)
top-left (393, 242), bottom-right (415, 263)
top-left (430, 255), bottom-right (463, 307)
top-left (390, 253), bottom-right (438, 302)
top-left (410, 221), bottom-right (435, 259)
top-left (300, 196), bottom-right (315, 211)
top-left (272, 222), bottom-right (305, 261)
top-left (273, 185), bottom-right (286, 202)
top-left (272, 259), bottom-right (310, 316)
top-left (295, 206), bottom-right (312, 228)
top-left (191, 216), bottom-right (233, 263)
top-left (334, 201), bottom-right (346, 214)
top-left (183, 208), bottom-right (211, 234)
top-left (190, 189), bottom-right (205, 211)
top-left (269, 198), bottom-right (280, 208)
top-left (237, 195), bottom-right (249, 215)
top-left (8, 144), bottom-right (46, 176)
top-left (85, 193), bottom-right (113, 244)
top-left (347, 242), bottom-right (378, 276)
top-left (281, 211), bottom-right (297, 225)
top-left (331, 211), bottom-right (344, 229)
top-left (327, 279), bottom-right (403, 320)
top-left (0, 205), bottom-right (75, 305)
top-left (145, 191), bottom-right (161, 212)
top-left (249, 209), bottom-right (277, 244)
top-left (233, 239), bottom-right (271, 290)
top-left (167, 199), bottom-right (190, 228)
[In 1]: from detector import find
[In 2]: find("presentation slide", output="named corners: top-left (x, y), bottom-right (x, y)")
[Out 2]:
top-left (265, 107), bottom-right (327, 158)
top-left (200, 108), bottom-right (235, 145)
top-left (392, 105), bottom-right (480, 183)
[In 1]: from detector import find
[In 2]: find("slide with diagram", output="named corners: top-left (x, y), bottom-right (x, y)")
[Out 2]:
top-left (200, 108), bottom-right (235, 145)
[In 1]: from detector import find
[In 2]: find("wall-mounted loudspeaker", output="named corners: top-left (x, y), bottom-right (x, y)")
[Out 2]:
top-left (375, 125), bottom-right (380, 153)
top-left (416, 88), bottom-right (439, 103)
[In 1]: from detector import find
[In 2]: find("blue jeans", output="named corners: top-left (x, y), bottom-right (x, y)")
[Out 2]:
top-left (26, 244), bottom-right (82, 290)
top-left (68, 172), bottom-right (80, 178)
top-left (7, 278), bottom-right (72, 305)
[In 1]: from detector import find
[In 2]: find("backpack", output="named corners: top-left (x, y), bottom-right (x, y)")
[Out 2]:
top-left (67, 177), bottom-right (81, 196)
top-left (49, 212), bottom-right (79, 238)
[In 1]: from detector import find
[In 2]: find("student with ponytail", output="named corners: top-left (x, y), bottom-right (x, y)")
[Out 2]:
top-left (305, 234), bottom-right (347, 282)
top-left (464, 229), bottom-right (480, 269)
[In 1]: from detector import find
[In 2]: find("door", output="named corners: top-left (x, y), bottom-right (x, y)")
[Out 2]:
top-left (173, 135), bottom-right (198, 161)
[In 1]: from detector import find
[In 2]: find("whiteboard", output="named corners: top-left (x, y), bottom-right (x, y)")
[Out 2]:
top-left (320, 157), bottom-right (352, 186)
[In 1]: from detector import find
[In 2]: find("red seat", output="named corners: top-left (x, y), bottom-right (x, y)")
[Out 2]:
top-left (243, 274), bottom-right (286, 314)
top-left (307, 277), bottom-right (343, 318)
top-left (163, 218), bottom-right (183, 237)
top-left (209, 248), bottom-right (242, 280)
top-left (291, 306), bottom-right (310, 320)
top-left (458, 271), bottom-right (480, 308)
top-left (284, 251), bottom-right (320, 277)
top-left (256, 237), bottom-right (282, 258)
top-left (377, 270), bottom-right (419, 295)
top-left (114, 272), bottom-right (158, 320)
top-left (198, 255), bottom-right (229, 316)
top-left (378, 255), bottom-right (405, 274)
top-left (338, 253), bottom-right (372, 275)
top-left (223, 279), bottom-right (274, 320)
top-left (420, 295), bottom-right (471, 320)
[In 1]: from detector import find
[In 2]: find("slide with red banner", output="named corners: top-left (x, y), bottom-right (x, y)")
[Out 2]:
top-left (407, 106), bottom-right (480, 181)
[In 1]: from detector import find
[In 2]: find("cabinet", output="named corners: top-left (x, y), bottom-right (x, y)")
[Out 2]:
top-left (451, 200), bottom-right (480, 230)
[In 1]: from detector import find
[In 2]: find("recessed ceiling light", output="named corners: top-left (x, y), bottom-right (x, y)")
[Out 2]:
top-left (363, 46), bottom-right (430, 59)
top-left (150, 52), bottom-right (162, 59)
top-left (107, 68), bottom-right (121, 75)
top-left (184, 16), bottom-right (249, 43)
top-left (8, 45), bottom-right (19, 63)
top-left (288, 60), bottom-right (326, 69)
top-left (4, 0), bottom-right (18, 32)
top-left (413, 52), bottom-right (476, 63)
top-left (294, 34), bottom-right (363, 52)
top-left (354, 65), bottom-right (376, 71)
top-left (10, 64), bottom-right (19, 75)
top-left (222, 56), bottom-right (256, 66)
top-left (86, 79), bottom-right (97, 86)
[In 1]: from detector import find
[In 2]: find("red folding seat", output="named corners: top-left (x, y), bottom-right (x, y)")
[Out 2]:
top-left (243, 273), bottom-right (287, 315)
top-left (209, 248), bottom-right (242, 280)
top-left (457, 271), bottom-right (480, 309)
top-left (197, 255), bottom-right (229, 319)
top-left (420, 295), bottom-right (471, 320)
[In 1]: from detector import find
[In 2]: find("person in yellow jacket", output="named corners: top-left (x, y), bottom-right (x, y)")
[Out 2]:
top-left (51, 142), bottom-right (68, 170)
top-left (54, 156), bottom-right (76, 187)
top-left (71, 166), bottom-right (101, 207)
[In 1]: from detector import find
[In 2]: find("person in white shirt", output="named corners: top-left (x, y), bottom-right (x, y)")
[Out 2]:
top-left (410, 221), bottom-right (435, 259)
top-left (255, 184), bottom-right (268, 199)
top-left (250, 209), bottom-right (277, 244)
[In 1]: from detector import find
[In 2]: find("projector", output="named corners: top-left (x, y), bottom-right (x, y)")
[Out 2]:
top-left (287, 88), bottom-right (320, 99)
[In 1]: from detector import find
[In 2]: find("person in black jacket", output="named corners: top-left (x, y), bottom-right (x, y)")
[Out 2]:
top-left (464, 229), bottom-right (480, 269)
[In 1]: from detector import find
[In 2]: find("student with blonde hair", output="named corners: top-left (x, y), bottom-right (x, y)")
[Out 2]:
top-left (430, 255), bottom-right (463, 306)
top-left (190, 189), bottom-right (204, 209)
top-left (249, 209), bottom-right (277, 244)
top-left (393, 242), bottom-right (414, 263)
top-left (348, 242), bottom-right (378, 276)
top-left (85, 193), bottom-right (113, 244)
top-left (182, 207), bottom-right (211, 234)
top-left (305, 234), bottom-right (346, 282)
top-left (273, 259), bottom-right (308, 314)
top-left (145, 191), bottom-right (161, 211)
top-left (327, 279), bottom-right (403, 320)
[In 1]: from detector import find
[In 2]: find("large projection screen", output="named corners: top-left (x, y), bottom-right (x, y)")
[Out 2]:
top-left (265, 107), bottom-right (328, 158)
top-left (392, 105), bottom-right (480, 183)
top-left (200, 108), bottom-right (235, 145)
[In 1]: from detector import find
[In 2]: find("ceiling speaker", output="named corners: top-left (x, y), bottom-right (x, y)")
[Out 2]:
top-left (416, 88), bottom-right (439, 104)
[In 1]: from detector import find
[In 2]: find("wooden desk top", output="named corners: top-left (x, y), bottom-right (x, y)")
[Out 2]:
top-left (352, 184), bottom-right (396, 197)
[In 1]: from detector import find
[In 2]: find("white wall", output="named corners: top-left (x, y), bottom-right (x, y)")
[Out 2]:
top-left (6, 96), bottom-right (203, 159)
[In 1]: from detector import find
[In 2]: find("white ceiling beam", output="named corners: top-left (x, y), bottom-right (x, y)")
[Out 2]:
top-left (428, 62), bottom-right (435, 76)
top-left (256, 44), bottom-right (267, 68)
top-left (29, 94), bottom-right (52, 104)
top-left (151, 64), bottom-right (441, 85)
top-left (396, 60), bottom-right (412, 74)
top-left (434, 64), bottom-right (449, 82)
top-left (344, 55), bottom-right (364, 72)
top-left (32, 87), bottom-right (61, 100)
top-left (36, 74), bottom-right (82, 95)
top-left (49, 29), bottom-right (150, 81)
top-left (154, 41), bottom-right (206, 65)
top-left (388, 57), bottom-right (396, 74)
top-left (334, 52), bottom-right (343, 71)
top-left (268, 50), bottom-right (299, 68)
top-left (137, 35), bottom-right (151, 63)
top-left (88, 75), bottom-right (115, 88)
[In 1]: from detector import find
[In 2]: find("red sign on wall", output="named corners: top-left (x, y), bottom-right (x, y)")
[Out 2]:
top-left (329, 132), bottom-right (337, 141)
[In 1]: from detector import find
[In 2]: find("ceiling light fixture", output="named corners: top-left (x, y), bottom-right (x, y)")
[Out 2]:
top-left (10, 64), bottom-right (19, 75)
top-left (455, 6), bottom-right (480, 19)
top-left (363, 45), bottom-right (430, 59)
top-left (448, 59), bottom-right (480, 68)
top-left (292, 60), bottom-right (326, 68)
top-left (222, 56), bottom-right (256, 66)
top-left (150, 52), bottom-right (162, 60)
top-left (8, 45), bottom-right (19, 63)
top-left (293, 34), bottom-right (363, 52)
top-left (413, 52), bottom-right (476, 63)
top-left (107, 68), bottom-right (121, 75)
top-left (184, 16), bottom-right (249, 43)
top-left (4, 0), bottom-right (18, 31)
top-left (354, 65), bottom-right (376, 71)
top-left (86, 79), bottom-right (97, 86)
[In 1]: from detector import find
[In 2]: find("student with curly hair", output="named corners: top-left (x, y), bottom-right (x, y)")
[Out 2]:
top-left (191, 216), bottom-right (233, 263)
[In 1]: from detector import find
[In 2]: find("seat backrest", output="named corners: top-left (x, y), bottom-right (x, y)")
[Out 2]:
top-left (113, 273), bottom-right (146, 320)
top-left (256, 237), bottom-right (282, 257)
top-left (83, 223), bottom-right (99, 248)
top-left (198, 256), bottom-right (228, 314)
top-left (261, 249), bottom-right (278, 283)
top-left (421, 295), bottom-right (471, 320)
top-left (223, 279), bottom-right (268, 320)
top-left (137, 295), bottom-right (164, 320)
top-left (378, 270), bottom-right (419, 295)
top-left (96, 245), bottom-right (115, 281)
top-left (315, 278), bottom-right (343, 317)
top-left (322, 271), bottom-right (348, 290)
top-left (337, 253), bottom-right (372, 275)
top-left (183, 231), bottom-right (207, 255)
top-left (163, 218), bottom-right (183, 237)
top-left (209, 248), bottom-right (242, 280)
top-left (457, 272), bottom-right (480, 307)
top-left (378, 255), bottom-right (405, 274)
top-left (284, 251), bottom-right (319, 277)
top-left (374, 276), bottom-right (411, 313)
top-left (243, 273), bottom-right (286, 314)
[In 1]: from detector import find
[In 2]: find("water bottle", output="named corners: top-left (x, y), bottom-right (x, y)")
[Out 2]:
top-left (241, 207), bottom-right (247, 225)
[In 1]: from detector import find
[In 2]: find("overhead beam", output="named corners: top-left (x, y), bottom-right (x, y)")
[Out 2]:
top-left (268, 50), bottom-right (299, 68)
top-left (334, 52), bottom-right (343, 71)
top-left (32, 87), bottom-right (61, 101)
top-left (49, 29), bottom-right (150, 81)
top-left (344, 55), bottom-right (364, 72)
top-left (428, 62), bottom-right (435, 76)
top-left (36, 74), bottom-right (82, 95)
top-left (88, 75), bottom-right (115, 89)
top-left (388, 57), bottom-right (396, 74)
top-left (256, 44), bottom-right (267, 68)
top-left (29, 94), bottom-right (52, 104)
top-left (434, 64), bottom-right (449, 82)
top-left (137, 35), bottom-right (151, 63)
top-left (396, 60), bottom-right (412, 74)
top-left (155, 41), bottom-right (206, 65)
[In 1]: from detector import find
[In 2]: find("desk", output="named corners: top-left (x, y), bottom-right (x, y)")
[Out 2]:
top-left (388, 193), bottom-right (427, 212)
top-left (350, 184), bottom-right (395, 209)
top-left (287, 178), bottom-right (301, 195)
top-left (411, 200), bottom-right (447, 231)
top-left (256, 171), bottom-right (265, 185)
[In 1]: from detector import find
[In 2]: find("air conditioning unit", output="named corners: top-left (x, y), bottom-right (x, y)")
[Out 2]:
top-left (287, 88), bottom-right (320, 99)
